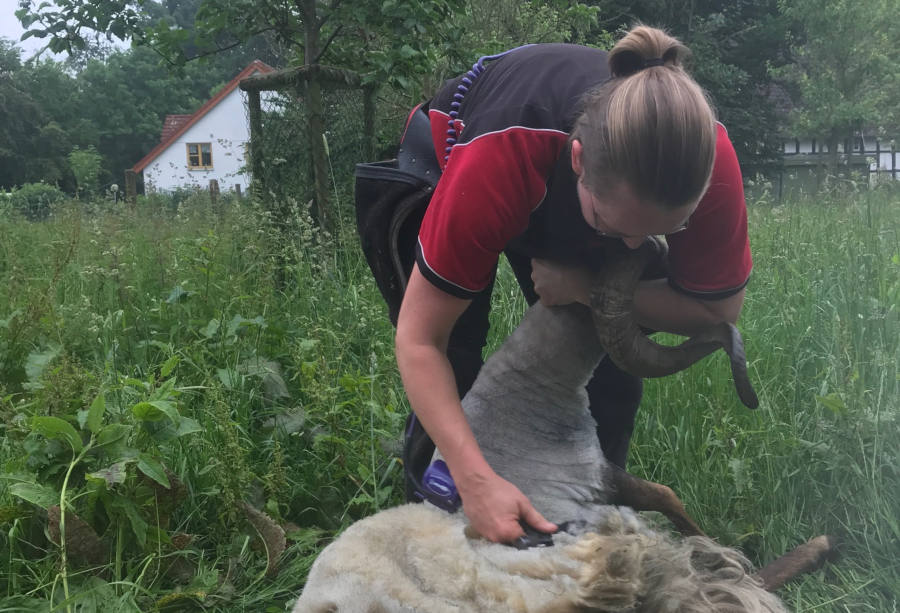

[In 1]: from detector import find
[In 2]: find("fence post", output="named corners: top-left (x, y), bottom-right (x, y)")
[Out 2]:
top-left (209, 179), bottom-right (220, 207)
top-left (875, 140), bottom-right (881, 184)
top-left (235, 183), bottom-right (242, 198)
top-left (124, 170), bottom-right (137, 207)
top-left (892, 143), bottom-right (897, 180)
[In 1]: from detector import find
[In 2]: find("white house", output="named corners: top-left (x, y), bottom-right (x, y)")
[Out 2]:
top-left (132, 60), bottom-right (274, 193)
top-left (782, 135), bottom-right (899, 181)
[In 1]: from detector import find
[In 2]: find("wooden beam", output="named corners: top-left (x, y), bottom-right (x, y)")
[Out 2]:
top-left (239, 63), bottom-right (368, 91)
top-left (124, 170), bottom-right (137, 207)
top-left (247, 89), bottom-right (265, 199)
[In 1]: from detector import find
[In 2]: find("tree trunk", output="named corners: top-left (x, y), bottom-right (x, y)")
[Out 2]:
top-left (306, 74), bottom-right (330, 228)
top-left (302, 0), bottom-right (330, 229)
top-left (247, 89), bottom-right (265, 201)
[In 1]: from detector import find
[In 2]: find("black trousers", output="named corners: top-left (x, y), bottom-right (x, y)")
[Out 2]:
top-left (404, 249), bottom-right (642, 501)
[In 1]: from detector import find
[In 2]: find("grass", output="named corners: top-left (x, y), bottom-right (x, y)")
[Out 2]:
top-left (0, 184), bottom-right (897, 611)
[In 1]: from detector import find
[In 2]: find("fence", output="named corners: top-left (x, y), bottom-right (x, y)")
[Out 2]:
top-left (746, 138), bottom-right (900, 201)
top-left (239, 66), bottom-right (376, 226)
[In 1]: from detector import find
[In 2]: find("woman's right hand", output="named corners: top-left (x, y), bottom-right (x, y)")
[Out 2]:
top-left (456, 469), bottom-right (557, 543)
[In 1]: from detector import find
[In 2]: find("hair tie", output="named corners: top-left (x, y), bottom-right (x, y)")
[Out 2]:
top-left (642, 58), bottom-right (665, 68)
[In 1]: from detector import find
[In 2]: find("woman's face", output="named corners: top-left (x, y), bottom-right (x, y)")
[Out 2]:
top-left (571, 140), bottom-right (696, 249)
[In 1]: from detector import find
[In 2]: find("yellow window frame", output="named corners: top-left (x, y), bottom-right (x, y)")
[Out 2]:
top-left (186, 143), bottom-right (213, 170)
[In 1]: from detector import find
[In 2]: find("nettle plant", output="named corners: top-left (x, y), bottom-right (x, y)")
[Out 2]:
top-left (3, 356), bottom-right (197, 592)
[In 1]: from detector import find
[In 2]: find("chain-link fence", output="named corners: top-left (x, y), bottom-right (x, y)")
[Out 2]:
top-left (240, 69), bottom-right (376, 225)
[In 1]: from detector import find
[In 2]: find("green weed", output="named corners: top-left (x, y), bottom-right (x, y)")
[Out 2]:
top-left (0, 186), bottom-right (896, 611)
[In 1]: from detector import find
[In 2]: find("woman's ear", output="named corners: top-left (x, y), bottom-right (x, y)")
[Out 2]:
top-left (571, 139), bottom-right (584, 177)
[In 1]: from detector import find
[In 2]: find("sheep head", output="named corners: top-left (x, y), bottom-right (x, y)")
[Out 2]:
top-left (589, 238), bottom-right (759, 409)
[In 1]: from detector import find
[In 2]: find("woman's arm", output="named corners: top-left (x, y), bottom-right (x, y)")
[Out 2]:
top-left (530, 258), bottom-right (744, 335)
top-left (395, 264), bottom-right (557, 542)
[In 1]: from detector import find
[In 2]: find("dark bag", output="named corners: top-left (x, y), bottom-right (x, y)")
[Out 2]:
top-left (354, 106), bottom-right (440, 325)
top-left (354, 106), bottom-right (444, 504)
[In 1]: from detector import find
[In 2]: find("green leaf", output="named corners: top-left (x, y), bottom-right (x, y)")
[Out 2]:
top-left (31, 416), bottom-right (83, 452)
top-left (10, 482), bottom-right (59, 509)
top-left (217, 368), bottom-right (240, 388)
top-left (160, 355), bottom-right (179, 378)
top-left (86, 393), bottom-right (106, 434)
top-left (24, 344), bottom-right (62, 390)
top-left (111, 498), bottom-right (148, 548)
top-left (0, 309), bottom-right (21, 329)
top-left (86, 462), bottom-right (129, 487)
top-left (137, 454), bottom-right (170, 488)
top-left (201, 318), bottom-right (220, 338)
top-left (132, 400), bottom-right (179, 423)
top-left (96, 424), bottom-right (131, 448)
top-left (399, 44), bottom-right (418, 59)
top-left (166, 284), bottom-right (193, 304)
top-left (816, 393), bottom-right (847, 414)
top-left (174, 417), bottom-right (203, 438)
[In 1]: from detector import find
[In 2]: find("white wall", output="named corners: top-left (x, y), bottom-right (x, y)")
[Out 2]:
top-left (783, 138), bottom-right (899, 180)
top-left (143, 87), bottom-right (250, 193)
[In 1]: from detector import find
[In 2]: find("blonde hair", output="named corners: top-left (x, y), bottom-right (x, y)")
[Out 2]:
top-left (571, 25), bottom-right (717, 209)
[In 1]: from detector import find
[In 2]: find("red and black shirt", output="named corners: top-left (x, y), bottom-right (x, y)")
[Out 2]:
top-left (416, 43), bottom-right (752, 301)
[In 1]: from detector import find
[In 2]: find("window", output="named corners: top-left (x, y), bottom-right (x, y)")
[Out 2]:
top-left (186, 143), bottom-right (213, 169)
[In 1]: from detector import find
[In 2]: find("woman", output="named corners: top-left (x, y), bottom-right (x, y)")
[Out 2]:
top-left (393, 26), bottom-right (751, 543)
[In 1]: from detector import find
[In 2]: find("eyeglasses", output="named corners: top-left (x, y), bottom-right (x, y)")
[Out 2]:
top-left (592, 213), bottom-right (690, 239)
top-left (581, 179), bottom-right (691, 239)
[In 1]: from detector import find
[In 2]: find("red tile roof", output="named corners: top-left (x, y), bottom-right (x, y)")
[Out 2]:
top-left (132, 60), bottom-right (275, 173)
top-left (160, 114), bottom-right (192, 143)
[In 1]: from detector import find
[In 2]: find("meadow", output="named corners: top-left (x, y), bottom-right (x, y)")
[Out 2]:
top-left (0, 185), bottom-right (897, 612)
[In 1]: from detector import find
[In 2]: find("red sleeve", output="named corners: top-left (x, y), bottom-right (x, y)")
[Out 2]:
top-left (665, 123), bottom-right (752, 299)
top-left (417, 118), bottom-right (567, 298)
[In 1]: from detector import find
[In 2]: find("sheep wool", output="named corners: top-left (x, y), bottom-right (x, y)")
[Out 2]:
top-left (293, 503), bottom-right (787, 613)
top-left (294, 302), bottom-right (789, 612)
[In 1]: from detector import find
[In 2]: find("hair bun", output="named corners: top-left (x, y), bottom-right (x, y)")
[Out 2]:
top-left (608, 25), bottom-right (690, 78)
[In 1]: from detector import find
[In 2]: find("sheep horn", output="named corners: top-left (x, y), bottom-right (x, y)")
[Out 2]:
top-left (590, 239), bottom-right (759, 409)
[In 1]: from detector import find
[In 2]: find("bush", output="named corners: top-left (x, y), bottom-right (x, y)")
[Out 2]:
top-left (6, 183), bottom-right (68, 220)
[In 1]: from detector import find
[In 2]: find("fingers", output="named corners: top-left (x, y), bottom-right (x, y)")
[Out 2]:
top-left (530, 258), bottom-right (591, 306)
top-left (520, 503), bottom-right (558, 534)
top-left (460, 478), bottom-right (557, 543)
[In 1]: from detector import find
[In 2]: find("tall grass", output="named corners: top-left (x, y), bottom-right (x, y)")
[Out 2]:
top-left (0, 186), bottom-right (897, 611)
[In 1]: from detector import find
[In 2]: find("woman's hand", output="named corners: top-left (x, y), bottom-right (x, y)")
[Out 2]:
top-left (456, 469), bottom-right (557, 543)
top-left (531, 258), bottom-right (591, 306)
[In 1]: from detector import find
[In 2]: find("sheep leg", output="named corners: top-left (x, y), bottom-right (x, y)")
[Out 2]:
top-left (608, 465), bottom-right (706, 537)
top-left (755, 535), bottom-right (837, 591)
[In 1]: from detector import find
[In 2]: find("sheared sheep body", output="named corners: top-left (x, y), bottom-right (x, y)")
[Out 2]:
top-left (294, 303), bottom-right (788, 612)
top-left (294, 503), bottom-right (786, 613)
top-left (456, 302), bottom-right (612, 524)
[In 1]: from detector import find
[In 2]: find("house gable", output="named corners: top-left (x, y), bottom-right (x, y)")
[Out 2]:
top-left (132, 60), bottom-right (274, 180)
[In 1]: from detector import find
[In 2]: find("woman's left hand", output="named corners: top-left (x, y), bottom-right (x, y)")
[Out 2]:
top-left (530, 258), bottom-right (591, 306)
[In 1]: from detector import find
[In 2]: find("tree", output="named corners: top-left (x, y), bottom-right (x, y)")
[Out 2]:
top-left (579, 0), bottom-right (793, 171)
top-left (0, 39), bottom-right (78, 190)
top-left (68, 146), bottom-right (102, 198)
top-left (17, 0), bottom-right (464, 228)
top-left (773, 0), bottom-right (900, 172)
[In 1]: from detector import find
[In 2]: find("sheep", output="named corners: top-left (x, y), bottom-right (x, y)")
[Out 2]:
top-left (294, 503), bottom-right (791, 613)
top-left (292, 239), bottom-right (829, 612)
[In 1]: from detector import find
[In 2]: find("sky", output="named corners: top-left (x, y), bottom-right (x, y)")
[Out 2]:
top-left (1, 0), bottom-right (127, 61)
top-left (1, 0), bottom-right (67, 60)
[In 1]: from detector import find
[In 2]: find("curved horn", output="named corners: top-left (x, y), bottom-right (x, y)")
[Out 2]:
top-left (590, 240), bottom-right (759, 409)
